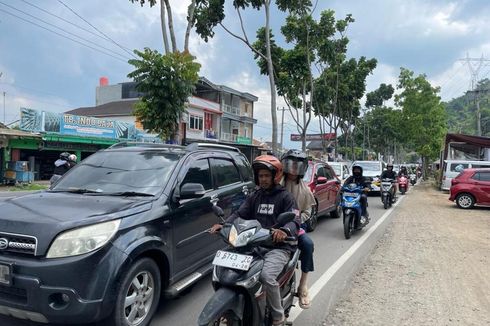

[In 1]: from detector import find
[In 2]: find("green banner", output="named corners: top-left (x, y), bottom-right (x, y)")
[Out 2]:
top-left (236, 136), bottom-right (252, 144)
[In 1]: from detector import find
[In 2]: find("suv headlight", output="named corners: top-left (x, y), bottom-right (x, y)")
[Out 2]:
top-left (229, 226), bottom-right (256, 247)
top-left (47, 219), bottom-right (121, 258)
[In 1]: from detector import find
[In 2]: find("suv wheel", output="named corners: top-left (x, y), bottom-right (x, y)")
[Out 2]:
top-left (305, 205), bottom-right (318, 232)
top-left (111, 258), bottom-right (161, 326)
top-left (456, 193), bottom-right (475, 209)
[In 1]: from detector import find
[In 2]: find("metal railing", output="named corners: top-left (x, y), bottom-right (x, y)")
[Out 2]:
top-left (222, 104), bottom-right (240, 116)
top-left (220, 132), bottom-right (238, 142)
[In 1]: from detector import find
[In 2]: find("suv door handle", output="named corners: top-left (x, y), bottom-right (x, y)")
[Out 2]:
top-left (242, 186), bottom-right (249, 196)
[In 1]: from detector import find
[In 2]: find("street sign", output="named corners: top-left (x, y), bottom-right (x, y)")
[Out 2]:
top-left (290, 133), bottom-right (336, 141)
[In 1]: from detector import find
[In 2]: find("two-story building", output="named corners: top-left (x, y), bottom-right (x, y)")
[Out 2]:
top-left (71, 77), bottom-right (258, 146)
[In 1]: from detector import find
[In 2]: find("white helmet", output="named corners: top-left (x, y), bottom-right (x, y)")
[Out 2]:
top-left (68, 154), bottom-right (77, 162)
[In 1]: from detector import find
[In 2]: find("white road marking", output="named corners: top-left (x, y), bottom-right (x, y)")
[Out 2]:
top-left (289, 192), bottom-right (408, 321)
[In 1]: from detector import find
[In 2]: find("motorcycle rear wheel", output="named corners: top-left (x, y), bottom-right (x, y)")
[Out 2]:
top-left (400, 188), bottom-right (406, 195)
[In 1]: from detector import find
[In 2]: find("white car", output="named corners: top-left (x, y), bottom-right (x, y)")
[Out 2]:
top-left (351, 160), bottom-right (387, 192)
top-left (328, 162), bottom-right (350, 182)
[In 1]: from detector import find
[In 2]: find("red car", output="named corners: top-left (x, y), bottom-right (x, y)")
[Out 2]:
top-left (449, 168), bottom-right (490, 209)
top-left (302, 161), bottom-right (342, 231)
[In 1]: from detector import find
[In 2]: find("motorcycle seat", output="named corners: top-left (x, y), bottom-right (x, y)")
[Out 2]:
top-left (277, 249), bottom-right (300, 284)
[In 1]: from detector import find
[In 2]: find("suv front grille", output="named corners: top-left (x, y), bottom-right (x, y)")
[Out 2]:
top-left (0, 233), bottom-right (37, 256)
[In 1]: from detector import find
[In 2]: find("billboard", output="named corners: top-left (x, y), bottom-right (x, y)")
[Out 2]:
top-left (290, 133), bottom-right (336, 141)
top-left (20, 108), bottom-right (138, 140)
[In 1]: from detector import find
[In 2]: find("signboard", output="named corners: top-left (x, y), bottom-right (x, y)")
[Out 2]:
top-left (236, 136), bottom-right (252, 145)
top-left (290, 133), bottom-right (336, 141)
top-left (61, 114), bottom-right (116, 138)
top-left (20, 108), bottom-right (141, 140)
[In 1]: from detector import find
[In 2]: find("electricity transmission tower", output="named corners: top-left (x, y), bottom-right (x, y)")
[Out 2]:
top-left (459, 54), bottom-right (490, 136)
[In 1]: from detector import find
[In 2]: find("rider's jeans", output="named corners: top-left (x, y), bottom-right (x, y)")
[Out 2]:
top-left (260, 249), bottom-right (290, 321)
top-left (361, 194), bottom-right (368, 216)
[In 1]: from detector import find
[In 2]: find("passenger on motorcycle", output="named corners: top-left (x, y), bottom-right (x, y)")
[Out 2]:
top-left (210, 155), bottom-right (301, 326)
top-left (380, 163), bottom-right (398, 197)
top-left (280, 149), bottom-right (315, 310)
top-left (343, 165), bottom-right (371, 219)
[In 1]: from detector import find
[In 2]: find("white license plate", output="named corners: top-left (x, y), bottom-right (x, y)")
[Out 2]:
top-left (343, 192), bottom-right (358, 197)
top-left (0, 263), bottom-right (11, 285)
top-left (212, 250), bottom-right (253, 271)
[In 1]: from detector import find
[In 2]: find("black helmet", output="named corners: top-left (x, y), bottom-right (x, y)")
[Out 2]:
top-left (387, 163), bottom-right (393, 168)
top-left (59, 152), bottom-right (70, 160)
top-left (281, 149), bottom-right (308, 178)
top-left (352, 164), bottom-right (363, 176)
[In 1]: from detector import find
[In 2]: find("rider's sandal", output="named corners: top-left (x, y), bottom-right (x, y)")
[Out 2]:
top-left (297, 288), bottom-right (311, 309)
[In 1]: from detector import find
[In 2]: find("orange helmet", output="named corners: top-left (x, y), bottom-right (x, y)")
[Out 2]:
top-left (252, 155), bottom-right (283, 185)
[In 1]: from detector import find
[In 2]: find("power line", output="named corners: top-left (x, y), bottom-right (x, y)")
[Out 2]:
top-left (0, 2), bottom-right (130, 61)
top-left (0, 7), bottom-right (129, 63)
top-left (20, 0), bottom-right (115, 45)
top-left (57, 0), bottom-right (137, 59)
top-left (0, 81), bottom-right (85, 107)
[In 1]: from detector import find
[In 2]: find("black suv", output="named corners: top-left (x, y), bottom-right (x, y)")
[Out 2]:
top-left (0, 143), bottom-right (254, 325)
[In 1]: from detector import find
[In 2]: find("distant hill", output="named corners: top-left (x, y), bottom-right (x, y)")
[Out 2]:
top-left (444, 79), bottom-right (490, 136)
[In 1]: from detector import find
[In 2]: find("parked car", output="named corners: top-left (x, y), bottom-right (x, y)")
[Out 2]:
top-left (441, 160), bottom-right (490, 191)
top-left (0, 142), bottom-right (254, 325)
top-left (351, 160), bottom-right (387, 192)
top-left (328, 161), bottom-right (351, 182)
top-left (449, 168), bottom-right (490, 209)
top-left (303, 160), bottom-right (342, 232)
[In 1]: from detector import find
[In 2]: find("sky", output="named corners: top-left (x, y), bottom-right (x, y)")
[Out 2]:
top-left (1, 0), bottom-right (489, 150)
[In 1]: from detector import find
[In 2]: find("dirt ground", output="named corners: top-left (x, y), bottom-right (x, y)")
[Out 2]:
top-left (325, 182), bottom-right (490, 326)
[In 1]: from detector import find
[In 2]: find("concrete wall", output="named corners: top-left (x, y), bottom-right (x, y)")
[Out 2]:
top-left (96, 84), bottom-right (122, 106)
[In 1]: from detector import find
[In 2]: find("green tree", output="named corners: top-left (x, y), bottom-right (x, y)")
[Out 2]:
top-left (395, 68), bottom-right (447, 177)
top-left (365, 83), bottom-right (394, 108)
top-left (193, 0), bottom-right (312, 154)
top-left (128, 48), bottom-right (201, 139)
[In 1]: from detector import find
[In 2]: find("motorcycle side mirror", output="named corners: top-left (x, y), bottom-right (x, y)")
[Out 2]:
top-left (276, 212), bottom-right (296, 226)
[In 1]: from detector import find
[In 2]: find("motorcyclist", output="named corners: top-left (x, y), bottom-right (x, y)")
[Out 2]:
top-left (280, 149), bottom-right (315, 309)
top-left (210, 155), bottom-right (301, 325)
top-left (380, 163), bottom-right (398, 198)
top-left (398, 165), bottom-right (408, 178)
top-left (343, 165), bottom-right (371, 219)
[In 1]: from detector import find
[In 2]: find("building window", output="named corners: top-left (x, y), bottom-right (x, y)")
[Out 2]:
top-left (189, 115), bottom-right (203, 130)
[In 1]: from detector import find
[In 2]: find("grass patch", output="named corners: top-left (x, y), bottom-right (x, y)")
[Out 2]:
top-left (1, 183), bottom-right (48, 192)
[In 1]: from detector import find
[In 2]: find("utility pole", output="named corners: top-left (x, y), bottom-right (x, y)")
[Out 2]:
top-left (459, 54), bottom-right (490, 136)
top-left (466, 88), bottom-right (489, 136)
top-left (2, 91), bottom-right (5, 125)
top-left (277, 107), bottom-right (286, 152)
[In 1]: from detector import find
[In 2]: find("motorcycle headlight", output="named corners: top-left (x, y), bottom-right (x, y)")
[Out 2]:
top-left (47, 219), bottom-right (121, 258)
top-left (229, 226), bottom-right (256, 247)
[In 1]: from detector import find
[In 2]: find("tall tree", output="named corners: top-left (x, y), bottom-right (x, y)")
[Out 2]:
top-left (395, 68), bottom-right (447, 177)
top-left (193, 0), bottom-right (311, 154)
top-left (128, 49), bottom-right (201, 139)
top-left (130, 0), bottom-right (197, 53)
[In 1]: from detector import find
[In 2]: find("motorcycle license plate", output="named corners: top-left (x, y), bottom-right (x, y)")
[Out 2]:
top-left (343, 192), bottom-right (358, 197)
top-left (212, 250), bottom-right (253, 271)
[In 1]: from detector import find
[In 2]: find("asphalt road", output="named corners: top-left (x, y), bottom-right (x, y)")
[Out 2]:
top-left (0, 191), bottom-right (409, 326)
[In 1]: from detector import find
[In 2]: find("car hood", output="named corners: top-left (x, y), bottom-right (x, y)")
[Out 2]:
top-left (0, 192), bottom-right (153, 256)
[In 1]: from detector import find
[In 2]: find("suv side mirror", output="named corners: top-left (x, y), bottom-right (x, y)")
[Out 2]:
top-left (317, 176), bottom-right (327, 184)
top-left (180, 183), bottom-right (205, 200)
top-left (276, 212), bottom-right (296, 226)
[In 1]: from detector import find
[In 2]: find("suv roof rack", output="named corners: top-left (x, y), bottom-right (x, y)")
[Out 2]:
top-left (186, 143), bottom-right (241, 153)
top-left (109, 141), bottom-right (184, 149)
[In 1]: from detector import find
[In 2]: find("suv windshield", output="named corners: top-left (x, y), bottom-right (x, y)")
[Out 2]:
top-left (52, 150), bottom-right (180, 195)
top-left (329, 164), bottom-right (341, 176)
top-left (355, 162), bottom-right (381, 171)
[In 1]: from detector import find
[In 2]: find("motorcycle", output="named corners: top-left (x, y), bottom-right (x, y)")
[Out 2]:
top-left (398, 175), bottom-right (409, 195)
top-left (341, 184), bottom-right (369, 239)
top-left (380, 179), bottom-right (396, 209)
top-left (409, 173), bottom-right (417, 186)
top-left (198, 207), bottom-right (299, 326)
